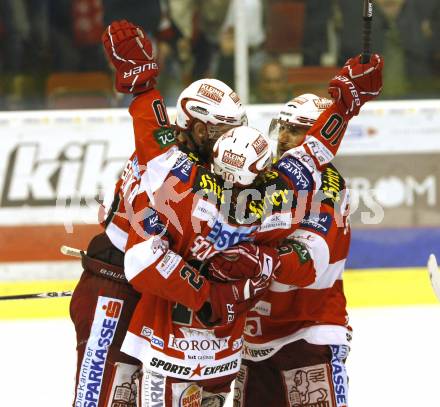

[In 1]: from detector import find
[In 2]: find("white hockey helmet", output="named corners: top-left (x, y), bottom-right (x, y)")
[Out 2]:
top-left (176, 78), bottom-right (247, 140)
top-left (269, 93), bottom-right (333, 139)
top-left (213, 126), bottom-right (272, 187)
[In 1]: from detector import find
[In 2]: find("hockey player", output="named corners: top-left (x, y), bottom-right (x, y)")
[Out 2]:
top-left (69, 19), bottom-right (176, 407)
top-left (69, 19), bottom-right (248, 407)
top-left (232, 85), bottom-right (380, 406)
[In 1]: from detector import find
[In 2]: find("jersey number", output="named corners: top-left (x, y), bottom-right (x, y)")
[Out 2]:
top-left (180, 266), bottom-right (203, 291)
top-left (152, 99), bottom-right (169, 126)
top-left (320, 113), bottom-right (347, 146)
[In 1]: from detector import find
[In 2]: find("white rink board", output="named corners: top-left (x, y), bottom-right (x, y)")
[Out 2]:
top-left (1, 305), bottom-right (440, 406)
top-left (0, 100), bottom-right (440, 226)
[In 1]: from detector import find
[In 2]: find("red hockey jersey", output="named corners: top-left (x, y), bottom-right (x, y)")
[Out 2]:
top-left (242, 164), bottom-right (352, 362)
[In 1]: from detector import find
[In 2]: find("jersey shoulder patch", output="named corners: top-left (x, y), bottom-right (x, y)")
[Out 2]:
top-left (170, 152), bottom-right (194, 183)
top-left (275, 156), bottom-right (314, 192)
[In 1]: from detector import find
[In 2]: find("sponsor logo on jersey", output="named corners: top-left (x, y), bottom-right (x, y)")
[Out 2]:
top-left (143, 369), bottom-right (165, 407)
top-left (276, 157), bottom-right (314, 192)
top-left (150, 357), bottom-right (192, 376)
top-left (252, 300), bottom-right (271, 316)
top-left (168, 334), bottom-right (230, 356)
top-left (197, 83), bottom-right (225, 104)
top-left (193, 170), bottom-right (225, 203)
top-left (233, 365), bottom-right (248, 407)
top-left (222, 150), bottom-right (246, 168)
top-left (259, 212), bottom-right (292, 232)
top-left (177, 383), bottom-right (202, 407)
top-left (171, 153), bottom-right (194, 183)
top-left (282, 364), bottom-right (332, 407)
top-left (300, 212), bottom-right (333, 235)
top-left (206, 219), bottom-right (256, 250)
top-left (143, 208), bottom-right (165, 235)
top-left (153, 127), bottom-right (176, 149)
top-left (278, 241), bottom-right (311, 264)
top-left (242, 345), bottom-right (275, 359)
top-left (141, 326), bottom-right (165, 350)
top-left (74, 296), bottom-right (123, 407)
top-left (156, 250), bottom-right (182, 279)
top-left (232, 337), bottom-right (243, 351)
top-left (149, 357), bottom-right (239, 379)
top-left (192, 199), bottom-right (218, 224)
top-left (252, 135), bottom-right (268, 155)
top-left (321, 165), bottom-right (343, 204)
top-left (330, 345), bottom-right (349, 407)
top-left (306, 138), bottom-right (334, 165)
top-left (123, 62), bottom-right (158, 78)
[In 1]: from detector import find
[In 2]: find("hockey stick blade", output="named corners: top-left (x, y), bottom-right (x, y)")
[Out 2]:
top-left (427, 254), bottom-right (440, 301)
top-left (60, 245), bottom-right (83, 258)
top-left (0, 291), bottom-right (73, 301)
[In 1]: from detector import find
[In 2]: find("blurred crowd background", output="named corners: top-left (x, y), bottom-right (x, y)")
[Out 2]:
top-left (0, 0), bottom-right (439, 110)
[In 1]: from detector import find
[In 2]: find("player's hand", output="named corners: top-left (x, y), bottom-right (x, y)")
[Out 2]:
top-left (204, 243), bottom-right (279, 282)
top-left (102, 19), bottom-right (159, 94)
top-left (197, 275), bottom-right (271, 326)
top-left (328, 53), bottom-right (383, 118)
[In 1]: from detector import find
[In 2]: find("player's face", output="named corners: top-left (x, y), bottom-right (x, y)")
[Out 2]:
top-left (277, 124), bottom-right (308, 157)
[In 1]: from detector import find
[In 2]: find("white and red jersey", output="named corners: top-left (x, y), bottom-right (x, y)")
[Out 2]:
top-left (109, 101), bottom-right (351, 379)
top-left (102, 90), bottom-right (177, 251)
top-left (119, 158), bottom-right (346, 380)
top-left (242, 164), bottom-right (352, 362)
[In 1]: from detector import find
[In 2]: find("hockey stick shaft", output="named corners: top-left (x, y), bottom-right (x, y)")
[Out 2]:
top-left (60, 245), bottom-right (83, 258)
top-left (0, 290), bottom-right (72, 301)
top-left (361, 0), bottom-right (373, 64)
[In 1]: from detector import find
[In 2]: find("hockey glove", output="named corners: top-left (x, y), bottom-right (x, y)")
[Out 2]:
top-left (328, 53), bottom-right (383, 119)
top-left (197, 275), bottom-right (271, 327)
top-left (204, 243), bottom-right (280, 282)
top-left (102, 20), bottom-right (159, 94)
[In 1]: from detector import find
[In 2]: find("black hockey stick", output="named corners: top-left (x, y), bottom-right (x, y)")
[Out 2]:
top-left (0, 245), bottom-right (81, 301)
top-left (361, 0), bottom-right (373, 63)
top-left (0, 291), bottom-right (72, 301)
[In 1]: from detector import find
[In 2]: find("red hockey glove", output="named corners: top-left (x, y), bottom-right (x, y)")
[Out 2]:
top-left (328, 53), bottom-right (383, 118)
top-left (205, 243), bottom-right (280, 282)
top-left (197, 275), bottom-right (271, 326)
top-left (102, 20), bottom-right (159, 94)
